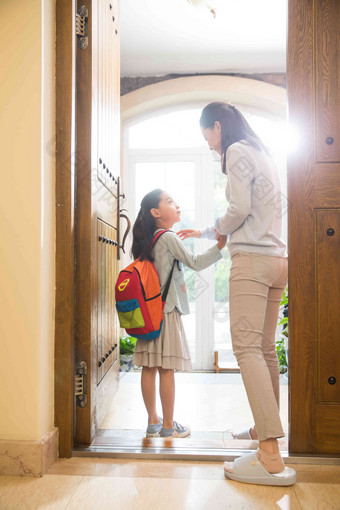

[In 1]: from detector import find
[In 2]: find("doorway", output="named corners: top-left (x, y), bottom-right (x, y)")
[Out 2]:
top-left (55, 0), bottom-right (340, 461)
top-left (89, 101), bottom-right (289, 453)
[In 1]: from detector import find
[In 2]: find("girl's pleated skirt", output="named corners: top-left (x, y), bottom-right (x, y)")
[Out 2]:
top-left (133, 309), bottom-right (192, 371)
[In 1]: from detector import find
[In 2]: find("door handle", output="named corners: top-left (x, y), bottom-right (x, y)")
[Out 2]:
top-left (119, 209), bottom-right (131, 254)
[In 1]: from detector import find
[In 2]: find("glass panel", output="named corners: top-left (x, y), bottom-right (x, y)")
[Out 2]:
top-left (133, 162), bottom-right (164, 209)
top-left (134, 161), bottom-right (195, 212)
top-left (212, 159), bottom-right (235, 362)
top-left (164, 162), bottom-right (195, 211)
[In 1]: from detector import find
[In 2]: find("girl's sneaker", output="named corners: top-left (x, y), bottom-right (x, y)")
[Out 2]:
top-left (160, 421), bottom-right (191, 438)
top-left (146, 418), bottom-right (163, 437)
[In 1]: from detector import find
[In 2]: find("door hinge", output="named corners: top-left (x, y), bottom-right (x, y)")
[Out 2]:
top-left (75, 5), bottom-right (88, 50)
top-left (74, 361), bottom-right (87, 407)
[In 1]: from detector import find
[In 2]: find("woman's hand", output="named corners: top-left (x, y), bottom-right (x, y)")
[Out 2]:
top-left (177, 229), bottom-right (201, 240)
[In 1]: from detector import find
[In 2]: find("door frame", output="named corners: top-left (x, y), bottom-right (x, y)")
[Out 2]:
top-left (55, 0), bottom-right (76, 458)
top-left (55, 25), bottom-right (291, 454)
top-left (55, 8), bottom-right (291, 455)
top-left (56, 1), bottom-right (338, 459)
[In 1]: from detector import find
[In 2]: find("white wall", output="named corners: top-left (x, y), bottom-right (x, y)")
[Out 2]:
top-left (0, 0), bottom-right (55, 441)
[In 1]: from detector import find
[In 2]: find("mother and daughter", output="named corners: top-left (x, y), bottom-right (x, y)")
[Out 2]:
top-left (129, 102), bottom-right (296, 486)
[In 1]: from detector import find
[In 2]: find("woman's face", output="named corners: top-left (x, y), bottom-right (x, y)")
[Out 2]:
top-left (201, 121), bottom-right (222, 155)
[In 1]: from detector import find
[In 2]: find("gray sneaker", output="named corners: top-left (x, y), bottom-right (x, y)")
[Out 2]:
top-left (146, 418), bottom-right (163, 437)
top-left (160, 421), bottom-right (191, 438)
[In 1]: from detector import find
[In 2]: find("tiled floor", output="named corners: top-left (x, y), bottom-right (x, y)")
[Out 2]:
top-left (1, 458), bottom-right (340, 509)
top-left (0, 372), bottom-right (304, 509)
top-left (96, 371), bottom-right (288, 449)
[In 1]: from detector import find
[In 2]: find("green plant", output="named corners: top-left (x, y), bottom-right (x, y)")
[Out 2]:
top-left (119, 336), bottom-right (137, 356)
top-left (276, 286), bottom-right (288, 373)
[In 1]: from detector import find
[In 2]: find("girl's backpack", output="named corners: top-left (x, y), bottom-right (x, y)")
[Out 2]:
top-left (115, 230), bottom-right (176, 340)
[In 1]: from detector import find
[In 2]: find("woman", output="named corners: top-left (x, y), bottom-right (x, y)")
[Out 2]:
top-left (178, 102), bottom-right (296, 486)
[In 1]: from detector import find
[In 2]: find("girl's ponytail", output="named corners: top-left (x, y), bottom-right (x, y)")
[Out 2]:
top-left (131, 188), bottom-right (164, 262)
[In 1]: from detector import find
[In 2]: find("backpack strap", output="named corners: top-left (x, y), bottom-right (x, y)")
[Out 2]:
top-left (152, 229), bottom-right (168, 246)
top-left (152, 229), bottom-right (177, 303)
top-left (162, 258), bottom-right (176, 303)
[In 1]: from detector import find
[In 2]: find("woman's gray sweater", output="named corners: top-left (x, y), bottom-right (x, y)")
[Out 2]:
top-left (200, 141), bottom-right (287, 258)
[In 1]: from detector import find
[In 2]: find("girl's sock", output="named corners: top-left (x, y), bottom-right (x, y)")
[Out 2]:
top-left (256, 448), bottom-right (285, 474)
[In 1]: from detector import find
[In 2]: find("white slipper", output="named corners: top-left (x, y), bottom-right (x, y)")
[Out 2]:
top-left (232, 428), bottom-right (258, 440)
top-left (224, 452), bottom-right (296, 486)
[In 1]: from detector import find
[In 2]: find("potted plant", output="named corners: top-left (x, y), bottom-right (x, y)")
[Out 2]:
top-left (276, 286), bottom-right (288, 374)
top-left (119, 336), bottom-right (137, 372)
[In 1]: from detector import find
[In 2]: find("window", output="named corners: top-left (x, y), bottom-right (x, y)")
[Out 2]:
top-left (123, 106), bottom-right (287, 369)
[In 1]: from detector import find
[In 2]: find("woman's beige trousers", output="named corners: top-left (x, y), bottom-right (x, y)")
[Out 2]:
top-left (229, 252), bottom-right (288, 441)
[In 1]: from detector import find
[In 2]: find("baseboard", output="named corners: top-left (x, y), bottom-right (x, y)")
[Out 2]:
top-left (0, 427), bottom-right (58, 477)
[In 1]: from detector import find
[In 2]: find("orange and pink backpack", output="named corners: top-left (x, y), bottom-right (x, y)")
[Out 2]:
top-left (115, 230), bottom-right (176, 340)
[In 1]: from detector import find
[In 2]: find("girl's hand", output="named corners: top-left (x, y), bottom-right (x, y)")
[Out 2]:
top-left (177, 229), bottom-right (201, 240)
top-left (217, 235), bottom-right (227, 251)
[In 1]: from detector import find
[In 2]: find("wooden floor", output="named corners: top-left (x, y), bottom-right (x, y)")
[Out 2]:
top-left (1, 457), bottom-right (340, 509)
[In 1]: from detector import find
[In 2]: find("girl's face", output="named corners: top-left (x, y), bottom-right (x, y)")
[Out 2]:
top-left (151, 192), bottom-right (181, 229)
top-left (201, 121), bottom-right (222, 155)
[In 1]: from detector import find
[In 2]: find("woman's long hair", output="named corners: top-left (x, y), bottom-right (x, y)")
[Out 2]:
top-left (131, 188), bottom-right (164, 262)
top-left (200, 102), bottom-right (269, 174)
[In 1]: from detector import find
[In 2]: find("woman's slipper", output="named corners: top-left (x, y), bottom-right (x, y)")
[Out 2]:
top-left (232, 428), bottom-right (258, 440)
top-left (224, 452), bottom-right (296, 486)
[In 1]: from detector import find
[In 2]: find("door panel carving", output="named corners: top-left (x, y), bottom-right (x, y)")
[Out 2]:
top-left (315, 0), bottom-right (340, 162)
top-left (316, 209), bottom-right (340, 404)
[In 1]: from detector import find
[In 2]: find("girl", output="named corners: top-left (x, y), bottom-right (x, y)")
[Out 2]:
top-left (131, 188), bottom-right (227, 438)
top-left (178, 102), bottom-right (296, 485)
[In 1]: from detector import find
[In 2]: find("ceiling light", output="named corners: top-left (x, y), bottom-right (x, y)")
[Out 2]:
top-left (187, 0), bottom-right (217, 18)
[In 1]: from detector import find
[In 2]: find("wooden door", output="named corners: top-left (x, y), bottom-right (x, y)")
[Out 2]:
top-left (288, 0), bottom-right (340, 454)
top-left (75, 0), bottom-right (121, 444)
